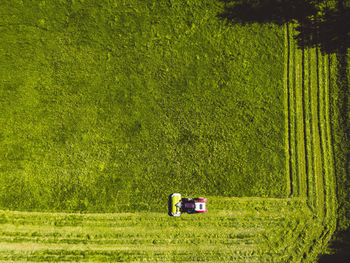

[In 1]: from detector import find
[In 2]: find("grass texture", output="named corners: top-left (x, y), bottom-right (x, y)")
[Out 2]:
top-left (0, 0), bottom-right (343, 262)
top-left (0, 20), bottom-right (340, 262)
top-left (0, 198), bottom-right (314, 262)
top-left (0, 0), bottom-right (286, 212)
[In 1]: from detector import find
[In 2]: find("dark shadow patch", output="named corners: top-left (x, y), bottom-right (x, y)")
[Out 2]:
top-left (216, 0), bottom-right (350, 55)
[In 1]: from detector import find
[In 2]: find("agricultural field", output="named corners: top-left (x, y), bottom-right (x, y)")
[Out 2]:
top-left (0, 0), bottom-right (347, 262)
top-left (0, 198), bottom-right (314, 262)
top-left (0, 0), bottom-right (286, 211)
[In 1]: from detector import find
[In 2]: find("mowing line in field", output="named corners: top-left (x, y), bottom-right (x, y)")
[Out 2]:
top-left (316, 47), bottom-right (326, 218)
top-left (325, 54), bottom-right (337, 223)
top-left (285, 23), bottom-right (293, 197)
top-left (301, 46), bottom-right (309, 198)
top-left (296, 44), bottom-right (307, 198)
top-left (327, 53), bottom-right (338, 211)
top-left (0, 193), bottom-right (309, 262)
top-left (0, 211), bottom-right (286, 263)
top-left (319, 52), bottom-right (336, 232)
top-left (307, 47), bottom-right (318, 210)
top-left (310, 47), bottom-right (322, 212)
top-left (0, 247), bottom-right (274, 263)
top-left (299, 48), bottom-right (336, 263)
top-left (303, 47), bottom-right (311, 202)
top-left (304, 48), bottom-right (314, 208)
top-left (282, 32), bottom-right (322, 261)
top-left (281, 26), bottom-right (337, 262)
top-left (0, 242), bottom-right (262, 251)
top-left (288, 24), bottom-right (298, 197)
top-left (294, 38), bottom-right (300, 197)
top-left (308, 46), bottom-right (316, 209)
top-left (319, 53), bottom-right (329, 221)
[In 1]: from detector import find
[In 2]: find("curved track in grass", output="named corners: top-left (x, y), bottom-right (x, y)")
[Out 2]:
top-left (281, 23), bottom-right (337, 262)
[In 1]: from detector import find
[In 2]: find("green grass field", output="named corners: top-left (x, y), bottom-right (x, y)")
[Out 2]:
top-left (0, 198), bottom-right (313, 262)
top-left (0, 0), bottom-right (285, 212)
top-left (0, 0), bottom-right (347, 262)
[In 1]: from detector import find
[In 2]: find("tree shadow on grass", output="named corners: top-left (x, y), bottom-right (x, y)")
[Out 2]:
top-left (216, 0), bottom-right (318, 25)
top-left (318, 229), bottom-right (350, 263)
top-left (216, 1), bottom-right (349, 262)
top-left (216, 0), bottom-right (349, 54)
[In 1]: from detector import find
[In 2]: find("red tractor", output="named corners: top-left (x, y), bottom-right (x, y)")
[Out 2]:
top-left (169, 193), bottom-right (207, 216)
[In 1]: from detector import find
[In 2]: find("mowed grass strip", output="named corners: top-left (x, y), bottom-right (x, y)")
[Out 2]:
top-left (303, 48), bottom-right (314, 206)
top-left (0, 223), bottom-right (267, 240)
top-left (287, 24), bottom-right (307, 199)
top-left (307, 47), bottom-right (318, 210)
top-left (302, 51), bottom-right (337, 263)
top-left (264, 211), bottom-right (322, 261)
top-left (279, 27), bottom-right (337, 263)
top-left (323, 53), bottom-right (337, 223)
top-left (0, 197), bottom-right (307, 224)
top-left (0, 220), bottom-right (278, 263)
top-left (0, 242), bottom-right (260, 251)
top-left (0, 197), bottom-right (306, 262)
top-left (318, 53), bottom-right (329, 220)
top-left (279, 35), bottom-right (322, 262)
top-left (309, 47), bottom-right (324, 215)
top-left (0, 248), bottom-right (272, 263)
top-left (295, 45), bottom-right (307, 198)
top-left (288, 25), bottom-right (298, 197)
top-left (0, 235), bottom-right (259, 246)
top-left (319, 53), bottom-right (337, 222)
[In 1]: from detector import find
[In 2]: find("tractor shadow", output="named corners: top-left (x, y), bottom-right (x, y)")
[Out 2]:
top-left (167, 194), bottom-right (173, 216)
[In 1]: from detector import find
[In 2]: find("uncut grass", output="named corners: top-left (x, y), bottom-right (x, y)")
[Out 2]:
top-left (329, 50), bottom-right (350, 233)
top-left (0, 0), bottom-right (285, 212)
